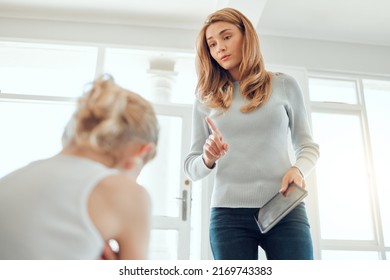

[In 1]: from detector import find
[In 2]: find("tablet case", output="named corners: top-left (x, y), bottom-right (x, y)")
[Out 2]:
top-left (255, 183), bottom-right (308, 234)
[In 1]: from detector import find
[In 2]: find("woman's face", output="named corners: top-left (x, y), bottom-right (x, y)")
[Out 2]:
top-left (205, 21), bottom-right (243, 81)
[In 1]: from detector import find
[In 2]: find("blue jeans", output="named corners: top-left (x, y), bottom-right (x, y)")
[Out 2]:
top-left (209, 203), bottom-right (313, 260)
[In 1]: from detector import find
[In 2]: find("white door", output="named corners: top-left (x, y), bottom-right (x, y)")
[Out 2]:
top-left (137, 103), bottom-right (193, 260)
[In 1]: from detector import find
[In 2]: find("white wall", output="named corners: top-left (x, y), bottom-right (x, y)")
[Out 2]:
top-left (0, 17), bottom-right (197, 51)
top-left (261, 35), bottom-right (390, 76)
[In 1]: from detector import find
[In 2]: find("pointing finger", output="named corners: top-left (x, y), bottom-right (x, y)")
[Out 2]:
top-left (205, 117), bottom-right (225, 151)
top-left (205, 117), bottom-right (222, 137)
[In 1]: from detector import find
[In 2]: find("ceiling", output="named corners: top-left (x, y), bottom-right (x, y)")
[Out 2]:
top-left (0, 0), bottom-right (389, 47)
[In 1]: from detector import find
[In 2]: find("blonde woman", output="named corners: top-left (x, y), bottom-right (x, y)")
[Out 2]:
top-left (0, 75), bottom-right (158, 260)
top-left (184, 8), bottom-right (319, 260)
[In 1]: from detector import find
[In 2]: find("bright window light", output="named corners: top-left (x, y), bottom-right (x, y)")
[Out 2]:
top-left (364, 79), bottom-right (390, 246)
top-left (309, 78), bottom-right (358, 104)
top-left (0, 42), bottom-right (97, 97)
top-left (0, 101), bottom-right (75, 177)
top-left (312, 112), bottom-right (374, 240)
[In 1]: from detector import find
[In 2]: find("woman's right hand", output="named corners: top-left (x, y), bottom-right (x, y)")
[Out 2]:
top-left (202, 117), bottom-right (228, 168)
top-left (100, 241), bottom-right (119, 260)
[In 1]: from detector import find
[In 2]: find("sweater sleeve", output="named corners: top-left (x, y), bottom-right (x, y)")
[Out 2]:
top-left (283, 74), bottom-right (320, 178)
top-left (183, 99), bottom-right (214, 181)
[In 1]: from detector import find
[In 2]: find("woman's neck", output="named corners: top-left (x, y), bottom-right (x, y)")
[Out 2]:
top-left (229, 68), bottom-right (240, 81)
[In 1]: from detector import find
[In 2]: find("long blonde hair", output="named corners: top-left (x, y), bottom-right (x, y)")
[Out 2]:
top-left (63, 75), bottom-right (158, 162)
top-left (196, 8), bottom-right (272, 112)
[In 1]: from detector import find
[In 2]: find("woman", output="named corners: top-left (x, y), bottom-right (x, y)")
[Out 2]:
top-left (184, 8), bottom-right (320, 260)
top-left (0, 75), bottom-right (158, 260)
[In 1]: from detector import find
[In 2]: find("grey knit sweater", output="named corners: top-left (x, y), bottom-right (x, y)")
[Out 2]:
top-left (184, 73), bottom-right (320, 208)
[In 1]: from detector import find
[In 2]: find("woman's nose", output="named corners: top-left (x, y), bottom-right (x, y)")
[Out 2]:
top-left (217, 42), bottom-right (226, 52)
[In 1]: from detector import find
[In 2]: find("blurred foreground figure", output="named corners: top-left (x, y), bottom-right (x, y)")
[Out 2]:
top-left (0, 75), bottom-right (159, 260)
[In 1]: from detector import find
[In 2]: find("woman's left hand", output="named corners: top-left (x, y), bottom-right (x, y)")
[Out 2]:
top-left (280, 166), bottom-right (305, 193)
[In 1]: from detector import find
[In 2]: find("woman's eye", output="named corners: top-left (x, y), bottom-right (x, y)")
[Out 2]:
top-left (209, 43), bottom-right (216, 48)
top-left (224, 35), bottom-right (231, 40)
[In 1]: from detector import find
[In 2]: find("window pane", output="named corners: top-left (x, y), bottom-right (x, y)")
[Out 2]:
top-left (322, 250), bottom-right (380, 260)
top-left (104, 48), bottom-right (196, 105)
top-left (309, 78), bottom-right (358, 104)
top-left (364, 79), bottom-right (390, 246)
top-left (0, 42), bottom-right (97, 97)
top-left (0, 101), bottom-right (75, 177)
top-left (312, 112), bottom-right (374, 240)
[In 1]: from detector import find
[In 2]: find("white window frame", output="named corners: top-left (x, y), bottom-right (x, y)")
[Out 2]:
top-left (308, 71), bottom-right (389, 260)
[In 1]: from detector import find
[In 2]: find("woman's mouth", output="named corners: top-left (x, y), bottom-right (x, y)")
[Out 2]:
top-left (220, 55), bottom-right (230, 61)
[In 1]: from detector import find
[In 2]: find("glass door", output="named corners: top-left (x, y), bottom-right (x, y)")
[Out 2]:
top-left (137, 103), bottom-right (193, 260)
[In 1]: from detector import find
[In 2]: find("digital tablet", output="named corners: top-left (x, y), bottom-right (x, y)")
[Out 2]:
top-left (255, 183), bottom-right (308, 234)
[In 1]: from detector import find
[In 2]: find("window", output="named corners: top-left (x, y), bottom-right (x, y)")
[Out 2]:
top-left (309, 75), bottom-right (390, 259)
top-left (309, 78), bottom-right (358, 104)
top-left (363, 79), bottom-right (390, 247)
top-left (0, 42), bottom-right (97, 97)
top-left (0, 101), bottom-right (75, 177)
top-left (0, 41), bottom-right (95, 176)
top-left (312, 112), bottom-right (373, 240)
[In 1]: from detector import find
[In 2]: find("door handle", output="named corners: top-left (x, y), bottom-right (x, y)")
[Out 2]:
top-left (175, 190), bottom-right (188, 221)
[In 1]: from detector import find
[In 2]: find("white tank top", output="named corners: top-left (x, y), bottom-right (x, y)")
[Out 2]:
top-left (0, 154), bottom-right (118, 259)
